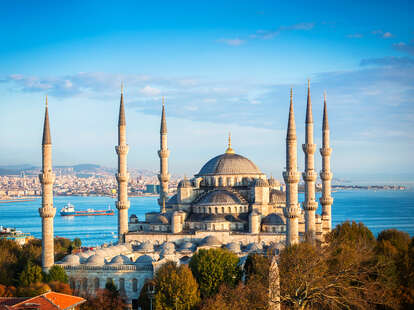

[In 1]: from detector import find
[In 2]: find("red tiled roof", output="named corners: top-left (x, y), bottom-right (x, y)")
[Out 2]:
top-left (0, 292), bottom-right (85, 310)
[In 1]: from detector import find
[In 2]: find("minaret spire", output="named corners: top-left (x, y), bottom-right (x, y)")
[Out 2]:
top-left (283, 89), bottom-right (300, 245)
top-left (302, 81), bottom-right (318, 239)
top-left (320, 91), bottom-right (333, 232)
top-left (115, 86), bottom-right (130, 243)
top-left (158, 97), bottom-right (170, 212)
top-left (39, 96), bottom-right (56, 272)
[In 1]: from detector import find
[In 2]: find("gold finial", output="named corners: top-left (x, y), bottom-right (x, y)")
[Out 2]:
top-left (45, 95), bottom-right (48, 108)
top-left (225, 132), bottom-right (235, 154)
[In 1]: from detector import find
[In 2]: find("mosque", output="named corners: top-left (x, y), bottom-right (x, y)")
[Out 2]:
top-left (38, 82), bottom-right (333, 307)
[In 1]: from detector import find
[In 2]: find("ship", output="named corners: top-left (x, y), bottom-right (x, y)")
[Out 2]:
top-left (60, 203), bottom-right (115, 216)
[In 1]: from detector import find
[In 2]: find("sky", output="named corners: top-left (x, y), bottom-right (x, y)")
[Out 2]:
top-left (0, 0), bottom-right (413, 184)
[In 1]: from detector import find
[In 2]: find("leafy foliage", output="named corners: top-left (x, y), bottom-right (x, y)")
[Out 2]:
top-left (45, 265), bottom-right (68, 283)
top-left (153, 261), bottom-right (200, 310)
top-left (189, 248), bottom-right (241, 298)
top-left (18, 261), bottom-right (43, 287)
top-left (80, 279), bottom-right (126, 310)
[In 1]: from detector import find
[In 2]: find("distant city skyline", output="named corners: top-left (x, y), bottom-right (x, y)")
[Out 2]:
top-left (1, 1), bottom-right (413, 184)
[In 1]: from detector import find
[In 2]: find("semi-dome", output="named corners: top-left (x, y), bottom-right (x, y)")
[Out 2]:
top-left (197, 190), bottom-right (241, 205)
top-left (135, 255), bottom-right (154, 265)
top-left (196, 153), bottom-right (262, 176)
top-left (262, 213), bottom-right (285, 225)
top-left (201, 235), bottom-right (221, 247)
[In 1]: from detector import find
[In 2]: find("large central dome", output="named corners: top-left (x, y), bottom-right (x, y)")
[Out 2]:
top-left (196, 153), bottom-right (263, 176)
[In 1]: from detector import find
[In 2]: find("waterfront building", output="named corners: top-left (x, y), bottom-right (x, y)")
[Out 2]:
top-left (42, 83), bottom-right (333, 308)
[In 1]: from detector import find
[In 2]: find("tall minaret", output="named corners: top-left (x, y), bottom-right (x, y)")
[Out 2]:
top-left (115, 85), bottom-right (130, 243)
top-left (158, 97), bottom-right (170, 213)
top-left (283, 89), bottom-right (301, 245)
top-left (39, 96), bottom-right (56, 272)
top-left (302, 81), bottom-right (318, 238)
top-left (320, 92), bottom-right (333, 232)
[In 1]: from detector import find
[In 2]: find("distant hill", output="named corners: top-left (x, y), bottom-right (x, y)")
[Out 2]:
top-left (0, 165), bottom-right (36, 176)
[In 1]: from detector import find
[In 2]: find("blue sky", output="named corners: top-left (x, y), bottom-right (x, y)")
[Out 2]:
top-left (0, 0), bottom-right (413, 184)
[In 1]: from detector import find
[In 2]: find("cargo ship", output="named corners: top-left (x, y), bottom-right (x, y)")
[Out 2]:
top-left (60, 203), bottom-right (114, 216)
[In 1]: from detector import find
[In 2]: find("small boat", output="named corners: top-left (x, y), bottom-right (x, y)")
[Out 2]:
top-left (60, 203), bottom-right (114, 216)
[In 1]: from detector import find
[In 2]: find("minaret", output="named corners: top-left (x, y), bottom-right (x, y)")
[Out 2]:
top-left (158, 97), bottom-right (170, 213)
top-left (38, 96), bottom-right (56, 272)
top-left (115, 84), bottom-right (130, 243)
top-left (302, 81), bottom-right (318, 238)
top-left (283, 89), bottom-right (301, 245)
top-left (320, 92), bottom-right (333, 232)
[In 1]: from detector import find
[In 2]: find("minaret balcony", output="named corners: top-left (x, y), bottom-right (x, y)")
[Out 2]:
top-left (158, 149), bottom-right (170, 158)
top-left (302, 171), bottom-right (317, 182)
top-left (116, 201), bottom-right (130, 210)
top-left (38, 172), bottom-right (55, 185)
top-left (302, 143), bottom-right (316, 154)
top-left (302, 200), bottom-right (318, 211)
top-left (116, 173), bottom-right (130, 183)
top-left (320, 147), bottom-right (332, 156)
top-left (38, 207), bottom-right (56, 218)
top-left (158, 174), bottom-right (170, 182)
top-left (115, 145), bottom-right (129, 155)
top-left (320, 171), bottom-right (333, 181)
top-left (283, 171), bottom-right (300, 183)
top-left (320, 197), bottom-right (334, 206)
top-left (284, 204), bottom-right (300, 218)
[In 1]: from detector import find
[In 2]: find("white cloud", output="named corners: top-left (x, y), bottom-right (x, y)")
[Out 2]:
top-left (382, 32), bottom-right (393, 38)
top-left (217, 38), bottom-right (245, 46)
top-left (139, 85), bottom-right (161, 96)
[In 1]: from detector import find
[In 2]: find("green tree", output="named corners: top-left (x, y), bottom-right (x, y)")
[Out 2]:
top-left (0, 239), bottom-right (20, 286)
top-left (326, 220), bottom-right (376, 248)
top-left (72, 238), bottom-right (82, 248)
top-left (153, 261), bottom-right (200, 310)
top-left (18, 261), bottom-right (43, 287)
top-left (45, 265), bottom-right (68, 283)
top-left (189, 248), bottom-right (241, 298)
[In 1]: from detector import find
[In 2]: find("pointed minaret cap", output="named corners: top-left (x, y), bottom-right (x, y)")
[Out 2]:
top-left (118, 83), bottom-right (126, 126)
top-left (160, 96), bottom-right (167, 134)
top-left (42, 96), bottom-right (51, 145)
top-left (306, 80), bottom-right (313, 123)
top-left (323, 91), bottom-right (329, 130)
top-left (287, 88), bottom-right (296, 140)
top-left (225, 132), bottom-right (235, 154)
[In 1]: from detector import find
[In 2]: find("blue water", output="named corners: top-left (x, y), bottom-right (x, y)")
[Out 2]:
top-left (0, 191), bottom-right (413, 246)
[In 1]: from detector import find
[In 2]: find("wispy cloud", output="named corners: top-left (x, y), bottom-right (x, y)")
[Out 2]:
top-left (347, 33), bottom-right (363, 38)
top-left (217, 38), bottom-right (245, 46)
top-left (372, 29), bottom-right (393, 38)
top-left (250, 22), bottom-right (315, 40)
top-left (393, 42), bottom-right (414, 55)
top-left (360, 56), bottom-right (414, 67)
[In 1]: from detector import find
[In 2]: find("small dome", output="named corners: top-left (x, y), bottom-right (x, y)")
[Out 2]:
top-left (86, 254), bottom-right (105, 266)
top-left (135, 255), bottom-right (154, 265)
top-left (202, 235), bottom-right (221, 247)
top-left (225, 242), bottom-right (241, 253)
top-left (178, 178), bottom-right (192, 188)
top-left (161, 242), bottom-right (175, 256)
top-left (62, 254), bottom-right (80, 266)
top-left (262, 213), bottom-right (285, 225)
top-left (130, 214), bottom-right (137, 219)
top-left (109, 254), bottom-right (132, 265)
top-left (138, 241), bottom-right (154, 253)
top-left (254, 178), bottom-right (268, 187)
top-left (270, 189), bottom-right (286, 203)
top-left (179, 242), bottom-right (194, 252)
top-left (245, 242), bottom-right (263, 253)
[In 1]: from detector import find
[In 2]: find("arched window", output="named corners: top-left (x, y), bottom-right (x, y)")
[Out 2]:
top-left (132, 279), bottom-right (138, 292)
top-left (119, 278), bottom-right (125, 292)
top-left (221, 207), bottom-right (224, 213)
top-left (228, 207), bottom-right (231, 213)
top-left (94, 278), bottom-right (100, 290)
top-left (215, 207), bottom-right (218, 214)
top-left (82, 278), bottom-right (88, 291)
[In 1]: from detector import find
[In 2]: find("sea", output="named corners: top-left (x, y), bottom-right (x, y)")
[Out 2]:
top-left (0, 190), bottom-right (413, 246)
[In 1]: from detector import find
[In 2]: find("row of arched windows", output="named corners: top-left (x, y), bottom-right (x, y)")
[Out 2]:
top-left (70, 277), bottom-right (138, 292)
top-left (195, 205), bottom-right (248, 214)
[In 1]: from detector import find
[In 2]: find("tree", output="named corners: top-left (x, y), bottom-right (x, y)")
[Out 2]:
top-left (0, 239), bottom-right (20, 286)
top-left (48, 281), bottom-right (72, 294)
top-left (326, 220), bottom-right (376, 248)
top-left (189, 248), bottom-right (241, 298)
top-left (81, 280), bottom-right (126, 310)
top-left (18, 261), bottom-right (43, 287)
top-left (17, 282), bottom-right (51, 297)
top-left (153, 261), bottom-right (200, 310)
top-left (72, 238), bottom-right (82, 248)
top-left (45, 265), bottom-right (68, 283)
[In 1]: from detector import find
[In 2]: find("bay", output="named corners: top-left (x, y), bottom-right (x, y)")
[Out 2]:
top-left (0, 190), bottom-right (413, 246)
